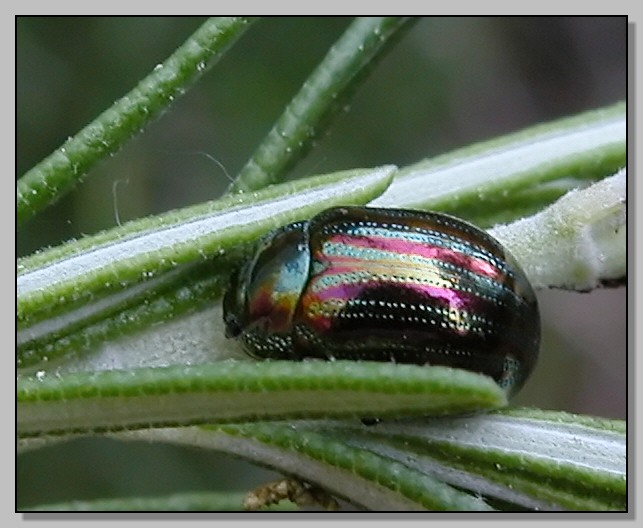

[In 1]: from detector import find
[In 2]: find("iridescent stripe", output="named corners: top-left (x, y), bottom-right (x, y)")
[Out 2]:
top-left (323, 233), bottom-right (501, 280)
top-left (309, 279), bottom-right (476, 310)
top-left (301, 269), bottom-right (499, 338)
top-left (316, 241), bottom-right (516, 301)
top-left (322, 223), bottom-right (510, 275)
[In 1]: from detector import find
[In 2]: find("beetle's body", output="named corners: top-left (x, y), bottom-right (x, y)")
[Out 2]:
top-left (224, 206), bottom-right (540, 397)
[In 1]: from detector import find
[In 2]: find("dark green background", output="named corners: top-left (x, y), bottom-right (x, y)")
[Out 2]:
top-left (17, 17), bottom-right (627, 509)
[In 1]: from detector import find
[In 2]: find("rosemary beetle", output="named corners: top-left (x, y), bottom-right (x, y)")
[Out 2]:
top-left (224, 206), bottom-right (540, 398)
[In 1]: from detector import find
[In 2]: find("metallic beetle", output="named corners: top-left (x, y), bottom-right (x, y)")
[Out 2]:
top-left (223, 206), bottom-right (540, 397)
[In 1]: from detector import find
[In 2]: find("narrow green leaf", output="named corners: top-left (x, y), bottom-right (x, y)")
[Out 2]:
top-left (122, 424), bottom-right (495, 511)
top-left (17, 259), bottom-right (235, 370)
top-left (118, 407), bottom-right (624, 511)
top-left (228, 17), bottom-right (417, 193)
top-left (213, 422), bottom-right (495, 511)
top-left (327, 408), bottom-right (625, 510)
top-left (17, 166), bottom-right (395, 332)
top-left (17, 17), bottom-right (255, 225)
top-left (373, 101), bottom-right (625, 226)
top-left (17, 361), bottom-right (506, 437)
top-left (456, 178), bottom-right (586, 228)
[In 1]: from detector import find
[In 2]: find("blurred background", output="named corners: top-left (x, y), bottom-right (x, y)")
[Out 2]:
top-left (17, 17), bottom-right (627, 509)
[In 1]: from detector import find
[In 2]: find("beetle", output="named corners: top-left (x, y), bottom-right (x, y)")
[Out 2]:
top-left (223, 206), bottom-right (540, 398)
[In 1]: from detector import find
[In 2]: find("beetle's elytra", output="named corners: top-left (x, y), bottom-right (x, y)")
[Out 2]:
top-left (223, 206), bottom-right (540, 397)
